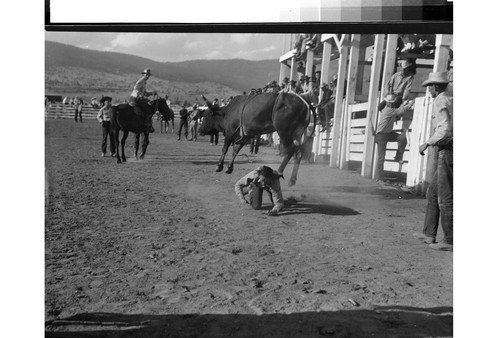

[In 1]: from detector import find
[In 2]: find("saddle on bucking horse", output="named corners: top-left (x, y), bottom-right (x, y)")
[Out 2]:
top-left (128, 96), bottom-right (155, 133)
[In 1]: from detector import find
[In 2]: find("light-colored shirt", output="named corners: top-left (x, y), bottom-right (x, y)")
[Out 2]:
top-left (386, 71), bottom-right (414, 101)
top-left (131, 76), bottom-right (148, 98)
top-left (189, 109), bottom-right (200, 121)
top-left (426, 92), bottom-right (453, 146)
top-left (235, 169), bottom-right (284, 213)
top-left (376, 104), bottom-right (411, 134)
top-left (97, 106), bottom-right (111, 123)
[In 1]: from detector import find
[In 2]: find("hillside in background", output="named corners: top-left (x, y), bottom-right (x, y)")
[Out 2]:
top-left (45, 41), bottom-right (280, 104)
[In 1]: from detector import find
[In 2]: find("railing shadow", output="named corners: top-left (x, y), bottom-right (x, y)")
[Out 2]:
top-left (45, 306), bottom-right (453, 337)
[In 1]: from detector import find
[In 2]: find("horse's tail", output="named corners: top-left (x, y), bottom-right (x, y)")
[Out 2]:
top-left (288, 92), bottom-right (317, 149)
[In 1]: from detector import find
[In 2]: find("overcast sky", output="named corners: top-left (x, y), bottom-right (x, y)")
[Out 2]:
top-left (45, 32), bottom-right (289, 62)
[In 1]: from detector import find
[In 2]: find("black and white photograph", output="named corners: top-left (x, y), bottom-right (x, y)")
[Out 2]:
top-left (6, 0), bottom-right (493, 336)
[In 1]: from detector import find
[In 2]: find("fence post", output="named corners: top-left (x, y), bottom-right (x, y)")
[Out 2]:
top-left (313, 37), bottom-right (333, 161)
top-left (329, 35), bottom-right (349, 168)
top-left (340, 34), bottom-right (360, 170)
top-left (361, 34), bottom-right (385, 178)
top-left (371, 34), bottom-right (399, 179)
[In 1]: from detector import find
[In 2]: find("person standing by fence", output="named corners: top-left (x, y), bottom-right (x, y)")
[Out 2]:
top-left (96, 96), bottom-right (115, 157)
top-left (416, 72), bottom-right (453, 251)
top-left (74, 96), bottom-right (83, 122)
top-left (374, 94), bottom-right (412, 183)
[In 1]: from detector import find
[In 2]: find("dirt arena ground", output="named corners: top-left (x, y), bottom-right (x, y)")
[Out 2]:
top-left (45, 119), bottom-right (452, 337)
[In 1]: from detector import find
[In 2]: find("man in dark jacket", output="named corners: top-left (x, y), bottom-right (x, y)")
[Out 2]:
top-left (178, 104), bottom-right (189, 140)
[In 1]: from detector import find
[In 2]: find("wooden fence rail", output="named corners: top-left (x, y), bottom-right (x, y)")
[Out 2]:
top-left (45, 103), bottom-right (182, 121)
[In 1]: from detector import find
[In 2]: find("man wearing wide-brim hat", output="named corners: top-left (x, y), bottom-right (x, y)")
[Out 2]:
top-left (129, 68), bottom-right (156, 133)
top-left (414, 71), bottom-right (453, 251)
top-left (374, 93), bottom-right (412, 183)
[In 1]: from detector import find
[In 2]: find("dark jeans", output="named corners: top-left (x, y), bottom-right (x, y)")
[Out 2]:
top-left (210, 133), bottom-right (219, 145)
top-left (101, 121), bottom-right (115, 154)
top-left (423, 148), bottom-right (453, 244)
top-left (374, 132), bottom-right (407, 180)
top-left (74, 109), bottom-right (82, 122)
top-left (178, 119), bottom-right (188, 139)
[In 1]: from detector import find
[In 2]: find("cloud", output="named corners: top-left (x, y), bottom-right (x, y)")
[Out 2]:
top-left (46, 32), bottom-right (286, 62)
top-left (229, 34), bottom-right (254, 45)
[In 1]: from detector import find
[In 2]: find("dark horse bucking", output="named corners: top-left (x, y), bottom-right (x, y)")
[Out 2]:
top-left (199, 92), bottom-right (317, 186)
top-left (109, 98), bottom-right (170, 163)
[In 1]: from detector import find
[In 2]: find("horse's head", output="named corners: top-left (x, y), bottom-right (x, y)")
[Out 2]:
top-left (150, 98), bottom-right (170, 117)
top-left (198, 106), bottom-right (223, 136)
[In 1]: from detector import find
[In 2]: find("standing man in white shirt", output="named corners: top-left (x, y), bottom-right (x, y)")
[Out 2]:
top-left (96, 96), bottom-right (115, 157)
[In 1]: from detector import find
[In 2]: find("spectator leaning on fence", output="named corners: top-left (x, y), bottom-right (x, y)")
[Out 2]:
top-left (374, 94), bottom-right (412, 183)
top-left (414, 71), bottom-right (453, 251)
top-left (96, 96), bottom-right (115, 157)
top-left (379, 59), bottom-right (416, 111)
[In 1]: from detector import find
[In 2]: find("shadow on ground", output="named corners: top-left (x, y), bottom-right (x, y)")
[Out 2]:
top-left (297, 185), bottom-right (424, 201)
top-left (45, 306), bottom-right (452, 338)
top-left (278, 201), bottom-right (360, 216)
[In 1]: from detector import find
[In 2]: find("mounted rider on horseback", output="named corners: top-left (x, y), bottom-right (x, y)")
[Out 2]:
top-left (128, 68), bottom-right (156, 133)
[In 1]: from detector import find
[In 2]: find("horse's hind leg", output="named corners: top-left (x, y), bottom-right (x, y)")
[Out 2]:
top-left (113, 130), bottom-right (122, 163)
top-left (140, 133), bottom-right (149, 159)
top-left (226, 142), bottom-right (245, 174)
top-left (134, 133), bottom-right (141, 159)
top-left (121, 131), bottom-right (129, 162)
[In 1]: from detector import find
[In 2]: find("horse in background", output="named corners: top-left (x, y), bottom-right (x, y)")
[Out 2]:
top-left (110, 98), bottom-right (169, 163)
top-left (158, 105), bottom-right (175, 134)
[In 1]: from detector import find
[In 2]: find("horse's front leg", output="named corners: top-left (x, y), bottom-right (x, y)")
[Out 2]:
top-left (140, 132), bottom-right (149, 159)
top-left (121, 130), bottom-right (129, 162)
top-left (226, 142), bottom-right (246, 174)
top-left (160, 120), bottom-right (164, 134)
top-left (216, 137), bottom-right (232, 172)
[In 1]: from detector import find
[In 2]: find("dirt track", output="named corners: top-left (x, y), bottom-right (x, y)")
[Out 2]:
top-left (45, 119), bottom-right (452, 337)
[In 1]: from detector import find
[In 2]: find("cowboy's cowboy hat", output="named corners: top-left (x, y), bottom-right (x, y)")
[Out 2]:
top-left (422, 71), bottom-right (450, 86)
top-left (142, 68), bottom-right (152, 75)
